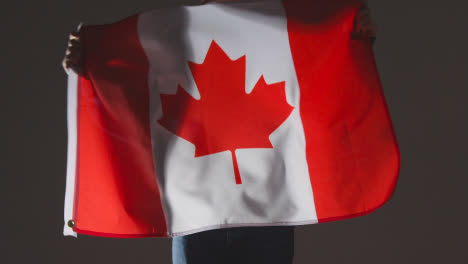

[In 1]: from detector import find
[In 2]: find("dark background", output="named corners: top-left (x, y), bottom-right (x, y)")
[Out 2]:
top-left (2, 0), bottom-right (467, 263)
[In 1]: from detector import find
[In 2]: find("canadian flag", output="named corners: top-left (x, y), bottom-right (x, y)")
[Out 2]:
top-left (64, 0), bottom-right (400, 238)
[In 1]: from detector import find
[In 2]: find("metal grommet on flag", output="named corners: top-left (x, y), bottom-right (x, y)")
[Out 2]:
top-left (67, 219), bottom-right (75, 228)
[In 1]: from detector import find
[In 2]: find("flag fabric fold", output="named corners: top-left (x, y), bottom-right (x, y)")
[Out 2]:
top-left (64, 0), bottom-right (400, 238)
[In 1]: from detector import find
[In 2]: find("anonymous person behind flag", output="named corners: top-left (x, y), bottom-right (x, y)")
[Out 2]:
top-left (62, 1), bottom-right (391, 264)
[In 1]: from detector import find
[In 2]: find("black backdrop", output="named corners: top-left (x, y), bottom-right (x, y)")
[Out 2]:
top-left (2, 0), bottom-right (467, 263)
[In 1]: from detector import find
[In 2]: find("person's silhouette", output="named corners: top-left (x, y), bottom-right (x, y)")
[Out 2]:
top-left (62, 1), bottom-right (376, 263)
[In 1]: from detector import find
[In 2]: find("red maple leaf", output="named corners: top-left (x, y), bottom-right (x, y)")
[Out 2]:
top-left (158, 40), bottom-right (294, 185)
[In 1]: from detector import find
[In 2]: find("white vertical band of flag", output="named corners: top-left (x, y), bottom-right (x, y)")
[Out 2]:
top-left (64, 71), bottom-right (78, 237)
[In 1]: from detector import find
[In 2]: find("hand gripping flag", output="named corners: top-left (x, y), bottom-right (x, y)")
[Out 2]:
top-left (64, 0), bottom-right (400, 238)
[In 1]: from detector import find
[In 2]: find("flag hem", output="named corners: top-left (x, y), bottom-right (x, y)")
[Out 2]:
top-left (73, 219), bottom-right (318, 238)
top-left (71, 187), bottom-right (398, 239)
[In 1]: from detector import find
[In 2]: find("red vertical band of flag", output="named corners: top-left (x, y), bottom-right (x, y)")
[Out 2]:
top-left (73, 15), bottom-right (168, 237)
top-left (283, 0), bottom-right (400, 222)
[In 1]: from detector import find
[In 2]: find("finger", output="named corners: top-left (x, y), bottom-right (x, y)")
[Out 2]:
top-left (68, 39), bottom-right (82, 47)
top-left (357, 20), bottom-right (371, 31)
top-left (63, 60), bottom-right (80, 75)
top-left (359, 26), bottom-right (376, 39)
top-left (350, 27), bottom-right (371, 40)
top-left (66, 40), bottom-right (83, 51)
top-left (359, 13), bottom-right (371, 24)
top-left (66, 45), bottom-right (82, 55)
top-left (68, 35), bottom-right (80, 42)
top-left (64, 59), bottom-right (82, 72)
top-left (354, 27), bottom-right (368, 38)
top-left (69, 31), bottom-right (80, 40)
top-left (357, 5), bottom-right (371, 20)
top-left (62, 60), bottom-right (70, 74)
top-left (67, 43), bottom-right (82, 53)
top-left (352, 23), bottom-right (363, 37)
top-left (362, 24), bottom-right (377, 36)
top-left (357, 22), bottom-right (373, 35)
top-left (357, 15), bottom-right (375, 31)
top-left (357, 12), bottom-right (371, 25)
top-left (76, 22), bottom-right (83, 32)
top-left (66, 61), bottom-right (83, 75)
top-left (358, 9), bottom-right (370, 18)
top-left (63, 48), bottom-right (82, 62)
top-left (64, 54), bottom-right (81, 65)
top-left (354, 8), bottom-right (369, 26)
top-left (350, 30), bottom-right (363, 40)
top-left (64, 48), bottom-right (80, 58)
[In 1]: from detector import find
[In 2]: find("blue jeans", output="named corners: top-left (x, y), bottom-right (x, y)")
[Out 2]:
top-left (172, 225), bottom-right (295, 264)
